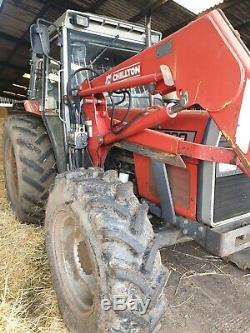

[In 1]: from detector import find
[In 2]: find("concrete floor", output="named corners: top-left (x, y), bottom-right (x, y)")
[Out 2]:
top-left (160, 241), bottom-right (250, 333)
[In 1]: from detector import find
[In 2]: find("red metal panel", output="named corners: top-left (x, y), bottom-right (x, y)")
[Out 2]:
top-left (80, 9), bottom-right (250, 173)
top-left (104, 105), bottom-right (173, 145)
top-left (134, 154), bottom-right (197, 220)
top-left (159, 110), bottom-right (209, 144)
top-left (80, 73), bottom-right (163, 97)
top-left (24, 100), bottom-right (41, 116)
top-left (132, 112), bottom-right (208, 219)
top-left (134, 154), bottom-right (158, 203)
top-left (110, 109), bottom-right (209, 145)
top-left (168, 164), bottom-right (197, 220)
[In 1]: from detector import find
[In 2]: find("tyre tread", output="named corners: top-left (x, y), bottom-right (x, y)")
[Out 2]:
top-left (46, 168), bottom-right (168, 332)
top-left (3, 114), bottom-right (56, 224)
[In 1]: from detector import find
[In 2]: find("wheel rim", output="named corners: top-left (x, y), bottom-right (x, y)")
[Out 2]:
top-left (5, 138), bottom-right (19, 205)
top-left (53, 210), bottom-right (97, 315)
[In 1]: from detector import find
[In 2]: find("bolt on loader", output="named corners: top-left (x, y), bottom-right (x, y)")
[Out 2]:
top-left (3, 8), bottom-right (250, 333)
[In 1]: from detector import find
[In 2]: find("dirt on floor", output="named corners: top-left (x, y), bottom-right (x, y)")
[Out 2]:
top-left (161, 242), bottom-right (250, 333)
top-left (0, 111), bottom-right (249, 333)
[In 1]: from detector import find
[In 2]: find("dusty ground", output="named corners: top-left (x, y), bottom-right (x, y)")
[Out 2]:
top-left (161, 242), bottom-right (250, 333)
top-left (0, 109), bottom-right (249, 332)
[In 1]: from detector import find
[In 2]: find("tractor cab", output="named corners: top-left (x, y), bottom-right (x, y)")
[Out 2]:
top-left (28, 10), bottom-right (162, 132)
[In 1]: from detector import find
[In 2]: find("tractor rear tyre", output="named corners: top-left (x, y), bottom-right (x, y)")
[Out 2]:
top-left (45, 168), bottom-right (169, 333)
top-left (3, 114), bottom-right (56, 224)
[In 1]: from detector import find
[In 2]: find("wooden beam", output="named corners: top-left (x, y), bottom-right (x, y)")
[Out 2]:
top-left (163, 19), bottom-right (191, 37)
top-left (0, 87), bottom-right (27, 97)
top-left (162, 0), bottom-right (249, 37)
top-left (0, 1), bottom-right (50, 78)
top-left (235, 19), bottom-right (250, 30)
top-left (0, 80), bottom-right (28, 92)
top-left (51, 0), bottom-right (109, 14)
top-left (209, 0), bottom-right (244, 11)
top-left (0, 91), bottom-right (25, 100)
top-left (0, 61), bottom-right (28, 72)
top-left (0, 85), bottom-right (27, 97)
top-left (89, 0), bottom-right (109, 13)
top-left (129, 0), bottom-right (170, 22)
top-left (1, 84), bottom-right (27, 94)
top-left (0, 32), bottom-right (29, 46)
top-left (48, 0), bottom-right (87, 12)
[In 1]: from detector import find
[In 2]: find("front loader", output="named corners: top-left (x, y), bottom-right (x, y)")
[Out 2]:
top-left (3, 8), bottom-right (250, 332)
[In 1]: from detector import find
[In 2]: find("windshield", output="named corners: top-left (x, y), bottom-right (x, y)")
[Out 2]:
top-left (68, 30), bottom-right (160, 108)
top-left (68, 30), bottom-right (138, 84)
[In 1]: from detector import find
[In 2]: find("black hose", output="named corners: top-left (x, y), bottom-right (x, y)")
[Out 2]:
top-left (66, 67), bottom-right (99, 169)
top-left (66, 67), bottom-right (99, 121)
top-left (109, 89), bottom-right (147, 134)
top-left (109, 90), bottom-right (132, 132)
top-left (67, 68), bottom-right (147, 138)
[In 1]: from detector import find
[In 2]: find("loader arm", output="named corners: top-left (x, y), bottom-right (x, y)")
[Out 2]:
top-left (79, 9), bottom-right (250, 174)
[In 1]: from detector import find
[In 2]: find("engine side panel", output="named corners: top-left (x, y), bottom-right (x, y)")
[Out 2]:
top-left (134, 111), bottom-right (209, 220)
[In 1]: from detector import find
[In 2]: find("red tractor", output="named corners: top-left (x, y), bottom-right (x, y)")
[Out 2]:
top-left (3, 8), bottom-right (250, 333)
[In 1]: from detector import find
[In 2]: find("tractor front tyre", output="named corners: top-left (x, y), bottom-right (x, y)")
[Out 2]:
top-left (3, 114), bottom-right (56, 224)
top-left (45, 168), bottom-right (169, 333)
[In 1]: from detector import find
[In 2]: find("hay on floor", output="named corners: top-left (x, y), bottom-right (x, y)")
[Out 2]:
top-left (0, 115), bottom-right (67, 333)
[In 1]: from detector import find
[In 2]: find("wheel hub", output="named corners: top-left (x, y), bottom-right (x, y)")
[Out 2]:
top-left (54, 211), bottom-right (97, 314)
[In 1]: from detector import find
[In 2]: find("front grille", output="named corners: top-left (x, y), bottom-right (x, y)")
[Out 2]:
top-left (213, 134), bottom-right (250, 222)
top-left (214, 174), bottom-right (250, 222)
top-left (198, 121), bottom-right (250, 226)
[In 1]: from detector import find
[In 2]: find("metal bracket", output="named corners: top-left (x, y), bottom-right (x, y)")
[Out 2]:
top-left (151, 159), bottom-right (176, 225)
top-left (145, 199), bottom-right (250, 256)
top-left (205, 223), bottom-right (250, 257)
top-left (114, 141), bottom-right (186, 168)
top-left (173, 216), bottom-right (250, 257)
top-left (67, 129), bottom-right (88, 149)
top-left (155, 227), bottom-right (190, 249)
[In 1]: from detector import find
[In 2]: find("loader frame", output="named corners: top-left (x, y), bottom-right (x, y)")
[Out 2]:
top-left (24, 9), bottom-right (250, 257)
top-left (77, 9), bottom-right (250, 256)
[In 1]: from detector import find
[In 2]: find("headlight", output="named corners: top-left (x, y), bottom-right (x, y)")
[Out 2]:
top-left (70, 15), bottom-right (89, 28)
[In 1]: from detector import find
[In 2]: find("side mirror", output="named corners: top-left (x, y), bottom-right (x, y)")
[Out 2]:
top-left (30, 20), bottom-right (51, 56)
